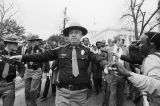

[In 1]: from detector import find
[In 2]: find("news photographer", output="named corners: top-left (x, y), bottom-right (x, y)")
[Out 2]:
top-left (109, 32), bottom-right (160, 106)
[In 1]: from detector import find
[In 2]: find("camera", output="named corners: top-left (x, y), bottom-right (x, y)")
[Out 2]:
top-left (129, 41), bottom-right (143, 65)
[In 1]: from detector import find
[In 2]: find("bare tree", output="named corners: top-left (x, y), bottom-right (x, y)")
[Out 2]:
top-left (0, 0), bottom-right (17, 37)
top-left (121, 0), bottom-right (160, 40)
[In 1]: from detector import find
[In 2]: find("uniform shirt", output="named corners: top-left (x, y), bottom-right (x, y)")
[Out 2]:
top-left (22, 44), bottom-right (108, 85)
top-left (24, 46), bottom-right (44, 79)
top-left (0, 50), bottom-right (25, 82)
top-left (25, 46), bottom-right (44, 69)
top-left (128, 52), bottom-right (160, 106)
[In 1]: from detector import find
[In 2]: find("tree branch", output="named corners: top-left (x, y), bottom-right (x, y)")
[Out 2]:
top-left (142, 6), bottom-right (160, 34)
top-left (148, 23), bottom-right (160, 32)
top-left (130, 0), bottom-right (136, 22)
top-left (135, 0), bottom-right (144, 19)
top-left (121, 14), bottom-right (133, 19)
top-left (4, 3), bottom-right (14, 14)
top-left (140, 9), bottom-right (146, 36)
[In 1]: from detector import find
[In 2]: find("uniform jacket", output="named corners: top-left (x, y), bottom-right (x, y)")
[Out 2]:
top-left (25, 46), bottom-right (44, 69)
top-left (0, 50), bottom-right (25, 82)
top-left (22, 44), bottom-right (108, 85)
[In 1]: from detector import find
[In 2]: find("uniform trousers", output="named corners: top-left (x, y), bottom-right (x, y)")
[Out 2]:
top-left (0, 80), bottom-right (15, 106)
top-left (55, 87), bottom-right (88, 106)
top-left (25, 78), bottom-right (41, 106)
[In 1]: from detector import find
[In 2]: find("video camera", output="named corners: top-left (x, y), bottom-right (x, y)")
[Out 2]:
top-left (128, 41), bottom-right (143, 65)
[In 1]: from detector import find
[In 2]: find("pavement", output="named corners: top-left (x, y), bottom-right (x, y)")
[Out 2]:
top-left (0, 76), bottom-right (135, 106)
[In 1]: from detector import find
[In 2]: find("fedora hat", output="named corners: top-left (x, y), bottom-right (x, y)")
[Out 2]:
top-left (63, 22), bottom-right (88, 36)
top-left (28, 35), bottom-right (42, 41)
top-left (4, 34), bottom-right (19, 44)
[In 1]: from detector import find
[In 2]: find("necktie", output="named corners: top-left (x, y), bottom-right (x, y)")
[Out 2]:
top-left (2, 55), bottom-right (10, 78)
top-left (98, 49), bottom-right (101, 54)
top-left (116, 47), bottom-right (120, 53)
top-left (72, 46), bottom-right (79, 77)
top-left (22, 46), bottom-right (26, 54)
top-left (115, 47), bottom-right (120, 62)
top-left (31, 47), bottom-right (34, 54)
top-left (29, 47), bottom-right (34, 65)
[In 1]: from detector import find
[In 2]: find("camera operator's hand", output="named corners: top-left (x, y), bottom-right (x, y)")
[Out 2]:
top-left (115, 62), bottom-right (132, 78)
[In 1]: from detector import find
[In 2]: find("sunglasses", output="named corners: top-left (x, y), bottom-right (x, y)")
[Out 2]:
top-left (150, 33), bottom-right (157, 41)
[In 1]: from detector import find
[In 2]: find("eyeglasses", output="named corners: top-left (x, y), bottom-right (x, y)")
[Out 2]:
top-left (150, 33), bottom-right (157, 41)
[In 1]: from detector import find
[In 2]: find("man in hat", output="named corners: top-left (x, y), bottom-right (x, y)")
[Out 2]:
top-left (113, 32), bottom-right (160, 106)
top-left (23, 35), bottom-right (44, 106)
top-left (0, 35), bottom-right (25, 106)
top-left (10, 22), bottom-right (109, 106)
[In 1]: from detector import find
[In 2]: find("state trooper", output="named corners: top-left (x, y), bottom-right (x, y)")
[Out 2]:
top-left (23, 35), bottom-right (44, 106)
top-left (0, 35), bottom-right (25, 106)
top-left (11, 22), bottom-right (109, 106)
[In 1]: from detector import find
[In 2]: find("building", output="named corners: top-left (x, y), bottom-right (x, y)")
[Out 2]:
top-left (85, 28), bottom-right (135, 46)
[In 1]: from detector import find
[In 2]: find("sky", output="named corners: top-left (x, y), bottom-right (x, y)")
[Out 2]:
top-left (12, 0), bottom-right (158, 39)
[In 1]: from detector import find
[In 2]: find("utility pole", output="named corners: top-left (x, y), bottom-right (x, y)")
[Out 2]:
top-left (63, 7), bottom-right (67, 30)
top-left (61, 7), bottom-right (69, 35)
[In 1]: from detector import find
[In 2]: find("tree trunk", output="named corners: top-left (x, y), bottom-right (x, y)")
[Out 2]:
top-left (134, 22), bottom-right (139, 40)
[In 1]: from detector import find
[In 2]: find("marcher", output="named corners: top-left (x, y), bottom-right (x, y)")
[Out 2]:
top-left (92, 41), bottom-right (103, 95)
top-left (10, 22), bottom-right (108, 106)
top-left (19, 41), bottom-right (28, 55)
top-left (82, 37), bottom-right (90, 47)
top-left (114, 32), bottom-right (160, 106)
top-left (0, 35), bottom-right (25, 106)
top-left (40, 42), bottom-right (58, 102)
top-left (106, 35), bottom-right (131, 106)
top-left (23, 35), bottom-right (44, 106)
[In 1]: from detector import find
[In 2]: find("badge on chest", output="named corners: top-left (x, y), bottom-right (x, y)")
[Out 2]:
top-left (81, 50), bottom-right (85, 55)
top-left (29, 61), bottom-right (33, 65)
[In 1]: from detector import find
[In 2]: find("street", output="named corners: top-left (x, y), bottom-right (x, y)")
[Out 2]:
top-left (0, 77), bottom-right (135, 106)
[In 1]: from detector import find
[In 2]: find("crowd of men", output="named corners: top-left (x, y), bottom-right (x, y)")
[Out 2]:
top-left (0, 22), bottom-right (160, 106)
